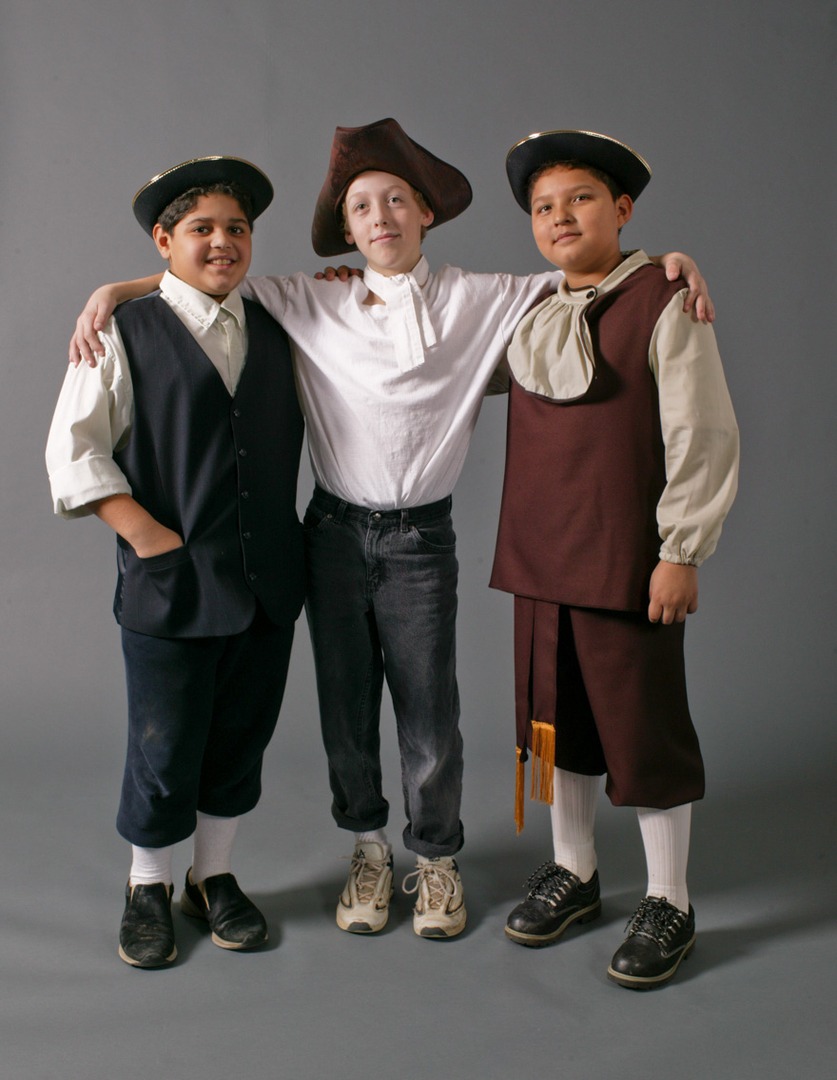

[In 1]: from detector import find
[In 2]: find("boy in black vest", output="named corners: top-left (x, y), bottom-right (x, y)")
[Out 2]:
top-left (46, 158), bottom-right (305, 968)
top-left (490, 131), bottom-right (739, 988)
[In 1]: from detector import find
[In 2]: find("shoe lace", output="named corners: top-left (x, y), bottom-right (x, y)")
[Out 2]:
top-left (349, 850), bottom-right (389, 903)
top-left (623, 896), bottom-right (686, 946)
top-left (524, 862), bottom-right (579, 910)
top-left (402, 860), bottom-right (457, 910)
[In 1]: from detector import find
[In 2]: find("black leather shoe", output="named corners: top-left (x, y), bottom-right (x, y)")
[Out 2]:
top-left (607, 896), bottom-right (695, 989)
top-left (505, 862), bottom-right (601, 947)
top-left (118, 882), bottom-right (177, 968)
top-left (180, 869), bottom-right (268, 950)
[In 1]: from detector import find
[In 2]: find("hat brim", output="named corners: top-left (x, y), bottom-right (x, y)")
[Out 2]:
top-left (311, 118), bottom-right (472, 257)
top-left (506, 130), bottom-right (651, 212)
top-left (132, 156), bottom-right (274, 235)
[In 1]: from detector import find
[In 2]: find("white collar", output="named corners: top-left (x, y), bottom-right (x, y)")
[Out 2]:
top-left (160, 270), bottom-right (246, 331)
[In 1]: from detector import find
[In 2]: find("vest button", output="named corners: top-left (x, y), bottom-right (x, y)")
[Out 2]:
top-left (238, 448), bottom-right (247, 457)
top-left (241, 490), bottom-right (250, 499)
top-left (248, 572), bottom-right (258, 581)
top-left (233, 408), bottom-right (242, 417)
top-left (243, 531), bottom-right (252, 540)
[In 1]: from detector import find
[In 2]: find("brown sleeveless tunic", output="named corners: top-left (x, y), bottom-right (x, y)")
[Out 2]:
top-left (490, 263), bottom-right (681, 612)
top-left (490, 264), bottom-right (704, 820)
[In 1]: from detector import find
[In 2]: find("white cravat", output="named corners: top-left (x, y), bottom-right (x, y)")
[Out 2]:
top-left (363, 258), bottom-right (437, 373)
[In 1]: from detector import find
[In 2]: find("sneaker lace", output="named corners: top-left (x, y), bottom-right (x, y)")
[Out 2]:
top-left (525, 862), bottom-right (578, 910)
top-left (624, 897), bottom-right (686, 946)
top-left (402, 860), bottom-right (457, 910)
top-left (349, 850), bottom-right (389, 903)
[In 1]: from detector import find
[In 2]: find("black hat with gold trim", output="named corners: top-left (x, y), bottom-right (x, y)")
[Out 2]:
top-left (311, 118), bottom-right (473, 257)
top-left (132, 155), bottom-right (274, 235)
top-left (506, 129), bottom-right (651, 212)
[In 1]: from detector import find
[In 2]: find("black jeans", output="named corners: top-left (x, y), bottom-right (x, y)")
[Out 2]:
top-left (304, 487), bottom-right (464, 858)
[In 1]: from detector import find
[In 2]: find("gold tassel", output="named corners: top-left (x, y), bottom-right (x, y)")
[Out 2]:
top-left (529, 720), bottom-right (556, 805)
top-left (515, 746), bottom-right (526, 834)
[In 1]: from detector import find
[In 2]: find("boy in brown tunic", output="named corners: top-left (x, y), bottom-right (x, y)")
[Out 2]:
top-left (490, 131), bottom-right (739, 988)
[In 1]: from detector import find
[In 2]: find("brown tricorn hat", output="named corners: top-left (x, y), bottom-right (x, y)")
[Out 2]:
top-left (506, 130), bottom-right (651, 212)
top-left (311, 118), bottom-right (473, 257)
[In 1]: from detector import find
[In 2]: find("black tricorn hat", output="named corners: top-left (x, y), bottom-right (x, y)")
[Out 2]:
top-left (506, 129), bottom-right (652, 212)
top-left (132, 155), bottom-right (274, 235)
top-left (311, 117), bottom-right (473, 257)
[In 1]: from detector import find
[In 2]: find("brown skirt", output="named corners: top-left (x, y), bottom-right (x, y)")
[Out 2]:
top-left (514, 596), bottom-right (704, 825)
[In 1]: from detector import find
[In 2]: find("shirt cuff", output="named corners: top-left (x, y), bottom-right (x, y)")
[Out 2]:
top-left (49, 458), bottom-right (131, 518)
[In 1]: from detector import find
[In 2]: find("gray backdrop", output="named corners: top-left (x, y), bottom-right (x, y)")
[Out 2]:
top-left (2, 1), bottom-right (835, 1078)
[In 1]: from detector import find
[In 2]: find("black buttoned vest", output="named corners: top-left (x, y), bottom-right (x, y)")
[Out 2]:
top-left (112, 296), bottom-right (304, 636)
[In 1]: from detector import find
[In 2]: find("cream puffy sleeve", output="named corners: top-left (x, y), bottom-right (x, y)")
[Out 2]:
top-left (650, 291), bottom-right (740, 565)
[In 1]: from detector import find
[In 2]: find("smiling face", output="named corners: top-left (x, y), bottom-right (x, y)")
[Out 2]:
top-left (529, 165), bottom-right (633, 287)
top-left (342, 170), bottom-right (435, 276)
top-left (152, 192), bottom-right (252, 300)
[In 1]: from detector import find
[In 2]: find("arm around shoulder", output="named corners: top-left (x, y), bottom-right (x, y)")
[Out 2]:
top-left (70, 274), bottom-right (163, 366)
top-left (238, 274), bottom-right (290, 323)
top-left (648, 251), bottom-right (714, 324)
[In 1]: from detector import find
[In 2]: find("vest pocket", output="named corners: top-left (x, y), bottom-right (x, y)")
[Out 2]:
top-left (120, 545), bottom-right (200, 634)
top-left (138, 545), bottom-right (191, 571)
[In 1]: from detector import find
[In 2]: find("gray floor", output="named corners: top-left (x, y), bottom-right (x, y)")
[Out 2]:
top-left (4, 663), bottom-right (835, 1080)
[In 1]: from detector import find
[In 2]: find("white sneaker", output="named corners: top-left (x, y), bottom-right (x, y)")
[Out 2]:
top-left (403, 856), bottom-right (467, 939)
top-left (336, 842), bottom-right (394, 933)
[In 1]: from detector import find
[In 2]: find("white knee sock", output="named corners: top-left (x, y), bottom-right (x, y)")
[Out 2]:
top-left (129, 845), bottom-right (174, 887)
top-left (550, 768), bottom-right (600, 882)
top-left (191, 812), bottom-right (240, 883)
top-left (636, 803), bottom-right (692, 913)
